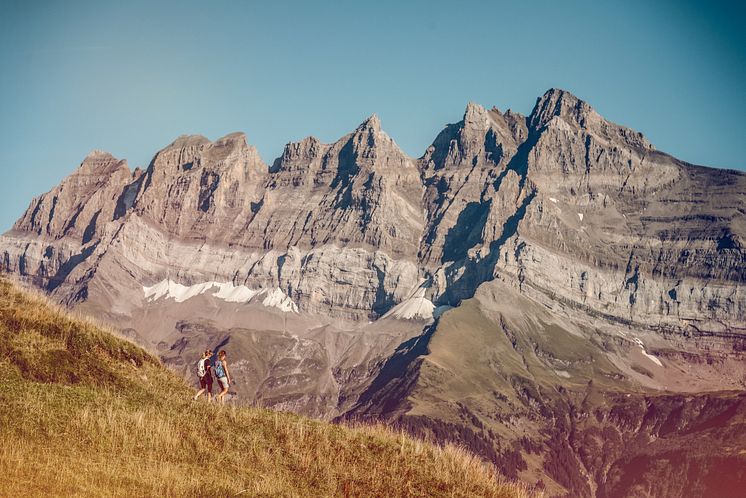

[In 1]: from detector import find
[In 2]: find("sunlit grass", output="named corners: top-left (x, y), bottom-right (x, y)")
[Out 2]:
top-left (0, 278), bottom-right (538, 497)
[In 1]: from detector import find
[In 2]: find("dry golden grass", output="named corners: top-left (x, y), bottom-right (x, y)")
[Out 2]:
top-left (0, 278), bottom-right (539, 497)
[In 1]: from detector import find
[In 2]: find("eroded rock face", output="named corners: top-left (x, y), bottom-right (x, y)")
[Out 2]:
top-left (254, 115), bottom-right (424, 256)
top-left (506, 90), bottom-right (745, 333)
top-left (3, 89), bottom-right (743, 332)
top-left (14, 150), bottom-right (133, 240)
top-left (419, 102), bottom-right (527, 269)
top-left (1, 88), bottom-right (744, 497)
top-left (135, 132), bottom-right (267, 242)
top-left (420, 89), bottom-right (745, 336)
top-left (342, 278), bottom-right (746, 497)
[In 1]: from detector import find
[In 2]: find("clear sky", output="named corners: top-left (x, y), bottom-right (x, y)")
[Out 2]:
top-left (1, 0), bottom-right (744, 231)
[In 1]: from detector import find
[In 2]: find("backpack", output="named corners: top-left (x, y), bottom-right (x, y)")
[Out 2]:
top-left (196, 358), bottom-right (206, 377)
top-left (214, 359), bottom-right (225, 378)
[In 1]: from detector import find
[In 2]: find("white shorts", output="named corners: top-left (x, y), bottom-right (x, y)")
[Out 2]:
top-left (217, 377), bottom-right (229, 390)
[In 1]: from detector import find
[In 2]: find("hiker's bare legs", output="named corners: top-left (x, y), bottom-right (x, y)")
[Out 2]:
top-left (193, 388), bottom-right (206, 400)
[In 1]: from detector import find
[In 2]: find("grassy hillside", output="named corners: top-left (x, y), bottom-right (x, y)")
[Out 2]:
top-left (0, 279), bottom-right (534, 497)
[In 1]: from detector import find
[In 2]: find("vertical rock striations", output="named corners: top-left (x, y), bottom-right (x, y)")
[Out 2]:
top-left (1, 89), bottom-right (744, 497)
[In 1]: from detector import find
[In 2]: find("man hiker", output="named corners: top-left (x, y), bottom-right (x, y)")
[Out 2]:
top-left (193, 349), bottom-right (213, 401)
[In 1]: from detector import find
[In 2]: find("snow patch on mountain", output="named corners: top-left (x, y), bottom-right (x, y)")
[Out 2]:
top-left (633, 337), bottom-right (663, 367)
top-left (142, 279), bottom-right (215, 303)
top-left (212, 282), bottom-right (259, 302)
top-left (142, 279), bottom-right (297, 313)
top-left (383, 283), bottom-right (435, 320)
top-left (261, 287), bottom-right (299, 313)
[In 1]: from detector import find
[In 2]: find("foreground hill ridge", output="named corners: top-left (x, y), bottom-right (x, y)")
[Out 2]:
top-left (0, 278), bottom-right (533, 498)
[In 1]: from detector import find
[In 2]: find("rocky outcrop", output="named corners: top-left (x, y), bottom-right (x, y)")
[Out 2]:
top-left (14, 150), bottom-right (133, 240)
top-left (4, 89), bottom-right (743, 330)
top-left (503, 89), bottom-right (745, 334)
top-left (418, 102), bottom-right (527, 269)
top-left (418, 89), bottom-right (745, 336)
top-left (3, 151), bottom-right (135, 295)
top-left (135, 132), bottom-right (267, 242)
top-left (255, 114), bottom-right (425, 257)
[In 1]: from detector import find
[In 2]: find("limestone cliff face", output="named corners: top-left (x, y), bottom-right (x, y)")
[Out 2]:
top-left (2, 88), bottom-right (744, 497)
top-left (509, 90), bottom-right (744, 333)
top-left (134, 132), bottom-right (267, 242)
top-left (419, 89), bottom-right (744, 335)
top-left (5, 151), bottom-right (134, 295)
top-left (234, 116), bottom-right (425, 318)
top-left (2, 88), bottom-right (743, 329)
top-left (254, 115), bottom-right (424, 257)
top-left (419, 102), bottom-right (527, 269)
top-left (14, 150), bottom-right (132, 241)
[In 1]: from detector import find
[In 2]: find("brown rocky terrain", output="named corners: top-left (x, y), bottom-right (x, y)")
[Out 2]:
top-left (2, 88), bottom-right (744, 497)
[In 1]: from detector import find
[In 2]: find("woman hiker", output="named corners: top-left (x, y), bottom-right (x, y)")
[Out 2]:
top-left (192, 349), bottom-right (213, 401)
top-left (214, 350), bottom-right (232, 404)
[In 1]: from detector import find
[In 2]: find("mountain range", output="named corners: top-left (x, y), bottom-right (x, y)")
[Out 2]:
top-left (2, 88), bottom-right (744, 497)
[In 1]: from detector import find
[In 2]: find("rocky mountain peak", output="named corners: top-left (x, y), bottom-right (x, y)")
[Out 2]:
top-left (529, 88), bottom-right (654, 150)
top-left (529, 87), bottom-right (596, 130)
top-left (75, 151), bottom-right (129, 179)
top-left (463, 102), bottom-right (490, 130)
top-left (167, 134), bottom-right (211, 149)
top-left (353, 113), bottom-right (395, 147)
top-left (280, 136), bottom-right (323, 164)
top-left (85, 149), bottom-right (115, 159)
top-left (205, 132), bottom-right (264, 173)
top-left (348, 113), bottom-right (409, 165)
top-left (128, 132), bottom-right (268, 240)
top-left (357, 113), bottom-right (381, 133)
top-left (420, 101), bottom-right (524, 175)
top-left (213, 131), bottom-right (248, 147)
top-left (11, 150), bottom-right (132, 239)
top-left (146, 132), bottom-right (265, 178)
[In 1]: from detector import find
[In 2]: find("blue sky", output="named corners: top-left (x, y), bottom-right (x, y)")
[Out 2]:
top-left (1, 0), bottom-right (744, 231)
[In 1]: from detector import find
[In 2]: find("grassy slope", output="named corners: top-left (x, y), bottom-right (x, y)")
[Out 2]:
top-left (0, 279), bottom-right (534, 497)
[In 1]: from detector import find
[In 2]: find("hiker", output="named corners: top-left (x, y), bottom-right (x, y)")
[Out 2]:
top-left (214, 350), bottom-right (232, 404)
top-left (192, 349), bottom-right (213, 401)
